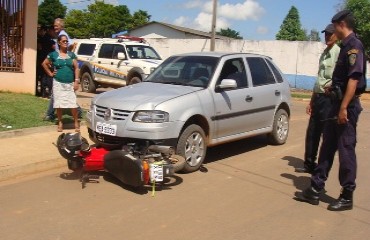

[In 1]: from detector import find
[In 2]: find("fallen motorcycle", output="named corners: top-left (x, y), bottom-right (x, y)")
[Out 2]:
top-left (56, 133), bottom-right (185, 189)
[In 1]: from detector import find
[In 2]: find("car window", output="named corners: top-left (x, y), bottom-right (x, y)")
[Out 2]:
top-left (218, 58), bottom-right (248, 89)
top-left (126, 45), bottom-right (161, 60)
top-left (265, 59), bottom-right (284, 83)
top-left (112, 45), bottom-right (125, 59)
top-left (98, 44), bottom-right (114, 59)
top-left (145, 56), bottom-right (219, 88)
top-left (77, 43), bottom-right (96, 56)
top-left (246, 57), bottom-right (276, 86)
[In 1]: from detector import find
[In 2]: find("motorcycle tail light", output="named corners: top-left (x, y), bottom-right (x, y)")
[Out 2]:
top-left (142, 160), bottom-right (150, 185)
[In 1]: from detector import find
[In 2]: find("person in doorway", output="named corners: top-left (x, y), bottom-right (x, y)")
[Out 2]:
top-left (42, 34), bottom-right (80, 132)
top-left (296, 24), bottom-right (340, 173)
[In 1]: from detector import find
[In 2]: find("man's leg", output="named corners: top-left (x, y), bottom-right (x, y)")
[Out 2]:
top-left (328, 99), bottom-right (362, 211)
top-left (44, 94), bottom-right (55, 121)
top-left (296, 112), bottom-right (339, 205)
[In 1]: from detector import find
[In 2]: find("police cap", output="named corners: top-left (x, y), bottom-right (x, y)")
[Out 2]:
top-left (331, 10), bottom-right (351, 23)
top-left (321, 24), bottom-right (335, 34)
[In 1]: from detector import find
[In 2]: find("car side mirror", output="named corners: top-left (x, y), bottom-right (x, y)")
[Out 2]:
top-left (216, 79), bottom-right (237, 91)
top-left (117, 52), bottom-right (126, 60)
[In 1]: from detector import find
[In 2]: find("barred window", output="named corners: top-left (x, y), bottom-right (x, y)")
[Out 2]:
top-left (0, 0), bottom-right (24, 72)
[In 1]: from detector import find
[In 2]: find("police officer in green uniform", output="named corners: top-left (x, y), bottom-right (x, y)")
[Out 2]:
top-left (296, 10), bottom-right (366, 211)
top-left (296, 24), bottom-right (340, 173)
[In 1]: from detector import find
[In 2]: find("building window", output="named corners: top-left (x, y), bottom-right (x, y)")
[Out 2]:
top-left (0, 0), bottom-right (24, 72)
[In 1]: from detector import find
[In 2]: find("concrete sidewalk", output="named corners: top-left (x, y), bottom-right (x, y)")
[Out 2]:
top-left (0, 94), bottom-right (93, 182)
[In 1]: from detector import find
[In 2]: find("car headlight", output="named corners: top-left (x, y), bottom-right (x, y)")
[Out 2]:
top-left (132, 111), bottom-right (169, 123)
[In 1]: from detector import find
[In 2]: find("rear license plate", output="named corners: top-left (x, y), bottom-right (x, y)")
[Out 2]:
top-left (96, 122), bottom-right (117, 136)
top-left (150, 164), bottom-right (164, 182)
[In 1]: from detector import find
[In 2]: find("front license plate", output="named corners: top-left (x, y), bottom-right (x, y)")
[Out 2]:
top-left (96, 122), bottom-right (117, 136)
top-left (150, 164), bottom-right (164, 182)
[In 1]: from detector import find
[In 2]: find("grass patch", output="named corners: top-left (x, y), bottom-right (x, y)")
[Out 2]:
top-left (291, 92), bottom-right (312, 99)
top-left (0, 92), bottom-right (83, 131)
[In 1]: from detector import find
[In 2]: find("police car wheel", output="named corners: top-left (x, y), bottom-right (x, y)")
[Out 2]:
top-left (268, 109), bottom-right (289, 145)
top-left (128, 76), bottom-right (141, 85)
top-left (81, 72), bottom-right (96, 93)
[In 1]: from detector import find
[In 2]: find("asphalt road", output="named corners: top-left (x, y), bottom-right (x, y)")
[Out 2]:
top-left (1, 98), bottom-right (370, 240)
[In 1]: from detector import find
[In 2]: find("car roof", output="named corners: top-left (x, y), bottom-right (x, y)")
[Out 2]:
top-left (75, 38), bottom-right (150, 46)
top-left (171, 52), bottom-right (271, 59)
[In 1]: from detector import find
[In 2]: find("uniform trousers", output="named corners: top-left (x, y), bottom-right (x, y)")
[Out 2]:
top-left (304, 94), bottom-right (332, 169)
top-left (311, 98), bottom-right (362, 192)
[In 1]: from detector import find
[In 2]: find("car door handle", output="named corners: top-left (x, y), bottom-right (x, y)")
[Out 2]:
top-left (111, 62), bottom-right (114, 65)
top-left (275, 90), bottom-right (281, 96)
top-left (245, 95), bottom-right (253, 102)
top-left (98, 61), bottom-right (101, 64)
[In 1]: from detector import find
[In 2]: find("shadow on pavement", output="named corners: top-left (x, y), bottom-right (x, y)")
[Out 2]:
top-left (205, 135), bottom-right (268, 164)
top-left (103, 173), bottom-right (184, 195)
top-left (280, 157), bottom-right (337, 204)
top-left (281, 156), bottom-right (304, 169)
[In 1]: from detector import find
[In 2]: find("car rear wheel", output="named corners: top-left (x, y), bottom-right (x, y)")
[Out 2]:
top-left (81, 72), bottom-right (96, 93)
top-left (176, 124), bottom-right (207, 173)
top-left (268, 109), bottom-right (289, 145)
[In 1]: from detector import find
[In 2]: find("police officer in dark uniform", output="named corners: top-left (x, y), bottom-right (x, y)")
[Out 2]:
top-left (296, 10), bottom-right (366, 211)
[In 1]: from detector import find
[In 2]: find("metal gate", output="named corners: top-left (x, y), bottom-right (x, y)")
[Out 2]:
top-left (0, 0), bottom-right (24, 72)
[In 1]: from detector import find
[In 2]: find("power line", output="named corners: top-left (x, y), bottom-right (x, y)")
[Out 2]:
top-left (62, 0), bottom-right (94, 5)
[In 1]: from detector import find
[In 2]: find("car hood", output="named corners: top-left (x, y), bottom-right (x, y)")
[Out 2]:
top-left (93, 82), bottom-right (202, 111)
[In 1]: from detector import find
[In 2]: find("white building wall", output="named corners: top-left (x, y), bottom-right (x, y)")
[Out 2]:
top-left (147, 38), bottom-right (325, 76)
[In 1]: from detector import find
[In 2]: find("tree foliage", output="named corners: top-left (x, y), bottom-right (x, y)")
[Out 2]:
top-left (276, 6), bottom-right (306, 41)
top-left (342, 0), bottom-right (370, 57)
top-left (64, 1), bottom-right (150, 38)
top-left (38, 0), bottom-right (66, 26)
top-left (306, 29), bottom-right (321, 42)
top-left (217, 28), bottom-right (243, 39)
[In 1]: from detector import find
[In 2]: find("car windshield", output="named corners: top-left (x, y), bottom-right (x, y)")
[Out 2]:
top-left (145, 56), bottom-right (219, 88)
top-left (126, 45), bottom-right (162, 60)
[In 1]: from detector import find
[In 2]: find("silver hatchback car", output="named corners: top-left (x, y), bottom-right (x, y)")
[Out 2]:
top-left (86, 52), bottom-right (291, 172)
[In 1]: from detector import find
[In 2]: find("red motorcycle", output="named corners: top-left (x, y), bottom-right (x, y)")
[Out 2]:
top-left (56, 133), bottom-right (185, 189)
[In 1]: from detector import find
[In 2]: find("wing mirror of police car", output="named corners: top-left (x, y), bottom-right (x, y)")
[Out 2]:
top-left (216, 79), bottom-right (237, 92)
top-left (117, 52), bottom-right (126, 60)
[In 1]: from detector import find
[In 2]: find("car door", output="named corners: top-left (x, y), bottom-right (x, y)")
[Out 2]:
top-left (245, 57), bottom-right (282, 130)
top-left (94, 43), bottom-right (127, 83)
top-left (212, 57), bottom-right (257, 139)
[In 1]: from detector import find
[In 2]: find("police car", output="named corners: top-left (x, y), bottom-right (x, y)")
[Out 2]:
top-left (73, 36), bottom-right (163, 93)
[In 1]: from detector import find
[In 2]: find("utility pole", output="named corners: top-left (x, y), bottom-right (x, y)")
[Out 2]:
top-left (210, 0), bottom-right (217, 51)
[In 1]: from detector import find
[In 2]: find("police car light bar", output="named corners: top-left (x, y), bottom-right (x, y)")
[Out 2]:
top-left (116, 35), bottom-right (146, 43)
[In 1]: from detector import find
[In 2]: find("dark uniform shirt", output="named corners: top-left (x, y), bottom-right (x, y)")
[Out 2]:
top-left (332, 32), bottom-right (366, 94)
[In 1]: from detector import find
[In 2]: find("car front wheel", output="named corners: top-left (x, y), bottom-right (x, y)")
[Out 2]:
top-left (268, 109), bottom-right (289, 145)
top-left (176, 124), bottom-right (207, 173)
top-left (81, 72), bottom-right (96, 93)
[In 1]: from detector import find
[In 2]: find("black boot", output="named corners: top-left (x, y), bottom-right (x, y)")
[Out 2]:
top-left (296, 186), bottom-right (320, 205)
top-left (328, 189), bottom-right (353, 211)
top-left (295, 161), bottom-right (316, 174)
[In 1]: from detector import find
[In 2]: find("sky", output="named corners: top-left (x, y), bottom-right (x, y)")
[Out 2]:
top-left (47, 0), bottom-right (343, 40)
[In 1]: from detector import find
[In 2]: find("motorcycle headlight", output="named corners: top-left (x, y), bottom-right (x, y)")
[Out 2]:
top-left (132, 111), bottom-right (169, 123)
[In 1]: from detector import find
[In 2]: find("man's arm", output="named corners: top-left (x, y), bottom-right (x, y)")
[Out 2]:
top-left (338, 79), bottom-right (357, 124)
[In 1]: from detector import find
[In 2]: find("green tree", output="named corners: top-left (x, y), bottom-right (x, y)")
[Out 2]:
top-left (342, 0), bottom-right (370, 57)
top-left (128, 10), bottom-right (151, 30)
top-left (64, 2), bottom-right (150, 38)
top-left (217, 28), bottom-right (243, 39)
top-left (307, 29), bottom-right (321, 42)
top-left (38, 0), bottom-right (66, 26)
top-left (65, 9), bottom-right (90, 39)
top-left (276, 6), bottom-right (306, 41)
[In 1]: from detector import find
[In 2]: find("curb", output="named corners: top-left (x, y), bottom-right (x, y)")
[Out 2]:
top-left (0, 121), bottom-right (86, 139)
top-left (0, 157), bottom-right (66, 182)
